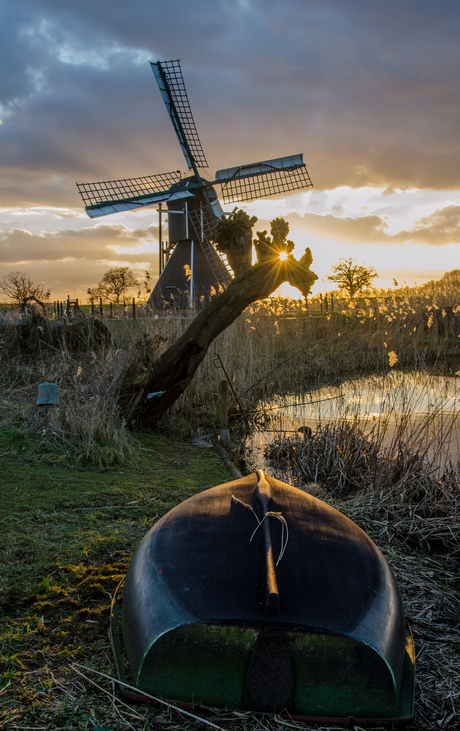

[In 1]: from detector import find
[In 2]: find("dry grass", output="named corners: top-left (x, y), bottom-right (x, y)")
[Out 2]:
top-left (1, 289), bottom-right (460, 729)
top-left (1, 288), bottom-right (460, 454)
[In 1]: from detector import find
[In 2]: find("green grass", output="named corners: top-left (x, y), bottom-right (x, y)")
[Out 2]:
top-left (0, 431), bottom-right (232, 729)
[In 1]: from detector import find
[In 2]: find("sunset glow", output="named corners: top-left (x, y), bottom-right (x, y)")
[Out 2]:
top-left (1, 2), bottom-right (459, 300)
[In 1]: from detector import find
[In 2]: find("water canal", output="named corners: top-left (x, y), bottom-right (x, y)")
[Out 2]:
top-left (246, 370), bottom-right (460, 475)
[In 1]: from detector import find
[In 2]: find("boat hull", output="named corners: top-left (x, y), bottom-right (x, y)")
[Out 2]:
top-left (117, 472), bottom-right (415, 721)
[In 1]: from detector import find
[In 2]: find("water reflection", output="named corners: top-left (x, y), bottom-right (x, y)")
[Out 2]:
top-left (246, 371), bottom-right (460, 472)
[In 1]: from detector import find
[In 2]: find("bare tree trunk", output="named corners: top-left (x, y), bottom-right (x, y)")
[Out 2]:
top-left (119, 256), bottom-right (317, 427)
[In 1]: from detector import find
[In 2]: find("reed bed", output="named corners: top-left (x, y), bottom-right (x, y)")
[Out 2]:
top-left (1, 286), bottom-right (460, 459)
top-left (162, 291), bottom-right (460, 434)
top-left (262, 370), bottom-right (460, 554)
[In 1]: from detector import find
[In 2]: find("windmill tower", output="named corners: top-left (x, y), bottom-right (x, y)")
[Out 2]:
top-left (77, 60), bottom-right (313, 309)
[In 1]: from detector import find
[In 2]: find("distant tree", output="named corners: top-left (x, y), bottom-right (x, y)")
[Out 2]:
top-left (327, 257), bottom-right (377, 300)
top-left (95, 266), bottom-right (139, 303)
top-left (0, 271), bottom-right (50, 313)
top-left (86, 287), bottom-right (99, 305)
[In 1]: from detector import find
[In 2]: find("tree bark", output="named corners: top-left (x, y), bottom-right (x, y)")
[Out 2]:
top-left (119, 255), bottom-right (317, 427)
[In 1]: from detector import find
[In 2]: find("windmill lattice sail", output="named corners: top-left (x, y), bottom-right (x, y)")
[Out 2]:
top-left (76, 59), bottom-right (314, 308)
top-left (216, 155), bottom-right (313, 204)
top-left (76, 171), bottom-right (188, 218)
top-left (151, 59), bottom-right (208, 171)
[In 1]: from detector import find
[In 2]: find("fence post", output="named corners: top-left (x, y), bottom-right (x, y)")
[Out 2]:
top-left (320, 293), bottom-right (323, 311)
top-left (100, 297), bottom-right (103, 317)
top-left (91, 301), bottom-right (94, 318)
top-left (325, 294), bottom-right (328, 312)
top-left (132, 297), bottom-right (136, 319)
top-left (219, 379), bottom-right (229, 445)
top-left (110, 302), bottom-right (113, 318)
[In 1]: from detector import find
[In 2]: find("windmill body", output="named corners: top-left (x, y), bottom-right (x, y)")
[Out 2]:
top-left (76, 60), bottom-right (313, 309)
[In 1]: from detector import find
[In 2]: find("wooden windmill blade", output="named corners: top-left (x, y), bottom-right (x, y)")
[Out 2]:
top-left (151, 60), bottom-right (208, 173)
top-left (214, 154), bottom-right (313, 204)
top-left (76, 171), bottom-right (197, 218)
top-left (75, 59), bottom-right (314, 309)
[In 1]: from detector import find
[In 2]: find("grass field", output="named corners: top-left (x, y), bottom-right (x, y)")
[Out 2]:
top-left (1, 425), bottom-right (459, 730)
top-left (0, 431), bottom-right (234, 729)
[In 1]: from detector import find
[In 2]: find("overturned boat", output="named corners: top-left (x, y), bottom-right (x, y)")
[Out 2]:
top-left (112, 471), bottom-right (414, 723)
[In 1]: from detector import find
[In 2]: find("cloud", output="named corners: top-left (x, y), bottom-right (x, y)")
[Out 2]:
top-left (279, 203), bottom-right (460, 248)
top-left (286, 211), bottom-right (390, 244)
top-left (1, 0), bottom-right (460, 212)
top-left (395, 205), bottom-right (460, 245)
top-left (0, 222), bottom-right (159, 298)
top-left (0, 223), bottom-right (159, 260)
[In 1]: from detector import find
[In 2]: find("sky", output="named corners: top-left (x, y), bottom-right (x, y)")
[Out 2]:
top-left (1, 0), bottom-right (460, 301)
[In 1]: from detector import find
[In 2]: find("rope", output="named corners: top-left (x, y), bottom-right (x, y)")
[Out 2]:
top-left (231, 495), bottom-right (289, 565)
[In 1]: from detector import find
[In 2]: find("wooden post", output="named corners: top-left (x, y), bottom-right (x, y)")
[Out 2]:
top-left (132, 297), bottom-right (136, 319)
top-left (331, 294), bottom-right (334, 312)
top-left (100, 297), bottom-right (103, 317)
top-left (91, 301), bottom-right (94, 318)
top-left (158, 202), bottom-right (163, 276)
top-left (320, 293), bottom-right (323, 311)
top-left (325, 294), bottom-right (328, 312)
top-left (219, 379), bottom-right (229, 445)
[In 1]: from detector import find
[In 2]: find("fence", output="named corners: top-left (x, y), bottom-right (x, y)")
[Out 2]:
top-left (52, 297), bottom-right (154, 320)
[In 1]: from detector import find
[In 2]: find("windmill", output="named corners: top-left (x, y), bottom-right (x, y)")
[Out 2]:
top-left (77, 59), bottom-right (313, 309)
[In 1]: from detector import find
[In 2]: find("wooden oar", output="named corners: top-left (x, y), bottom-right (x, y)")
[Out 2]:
top-left (255, 469), bottom-right (280, 615)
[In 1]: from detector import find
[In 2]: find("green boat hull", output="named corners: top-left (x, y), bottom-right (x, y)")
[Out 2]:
top-left (116, 472), bottom-right (415, 722)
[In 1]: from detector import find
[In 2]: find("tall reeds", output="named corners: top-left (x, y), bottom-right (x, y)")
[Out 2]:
top-left (262, 373), bottom-right (460, 555)
top-left (1, 282), bottom-right (460, 464)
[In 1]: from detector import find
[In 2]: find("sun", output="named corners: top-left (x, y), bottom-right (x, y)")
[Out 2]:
top-left (279, 251), bottom-right (288, 261)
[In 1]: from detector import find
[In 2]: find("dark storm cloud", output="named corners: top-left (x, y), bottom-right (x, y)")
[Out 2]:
top-left (1, 0), bottom-right (460, 211)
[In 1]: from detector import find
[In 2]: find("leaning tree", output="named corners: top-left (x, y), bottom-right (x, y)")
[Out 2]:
top-left (118, 213), bottom-right (318, 427)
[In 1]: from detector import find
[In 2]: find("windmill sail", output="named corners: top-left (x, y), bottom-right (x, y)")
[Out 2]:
top-left (215, 154), bottom-right (313, 204)
top-left (151, 60), bottom-right (208, 172)
top-left (76, 171), bottom-right (196, 218)
top-left (76, 60), bottom-right (314, 310)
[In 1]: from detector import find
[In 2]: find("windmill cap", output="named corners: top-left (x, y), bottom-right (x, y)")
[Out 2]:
top-left (36, 382), bottom-right (59, 406)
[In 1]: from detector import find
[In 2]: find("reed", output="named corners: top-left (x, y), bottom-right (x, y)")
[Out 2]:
top-left (263, 376), bottom-right (460, 555)
top-left (1, 284), bottom-right (460, 462)
top-left (161, 294), bottom-right (460, 434)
